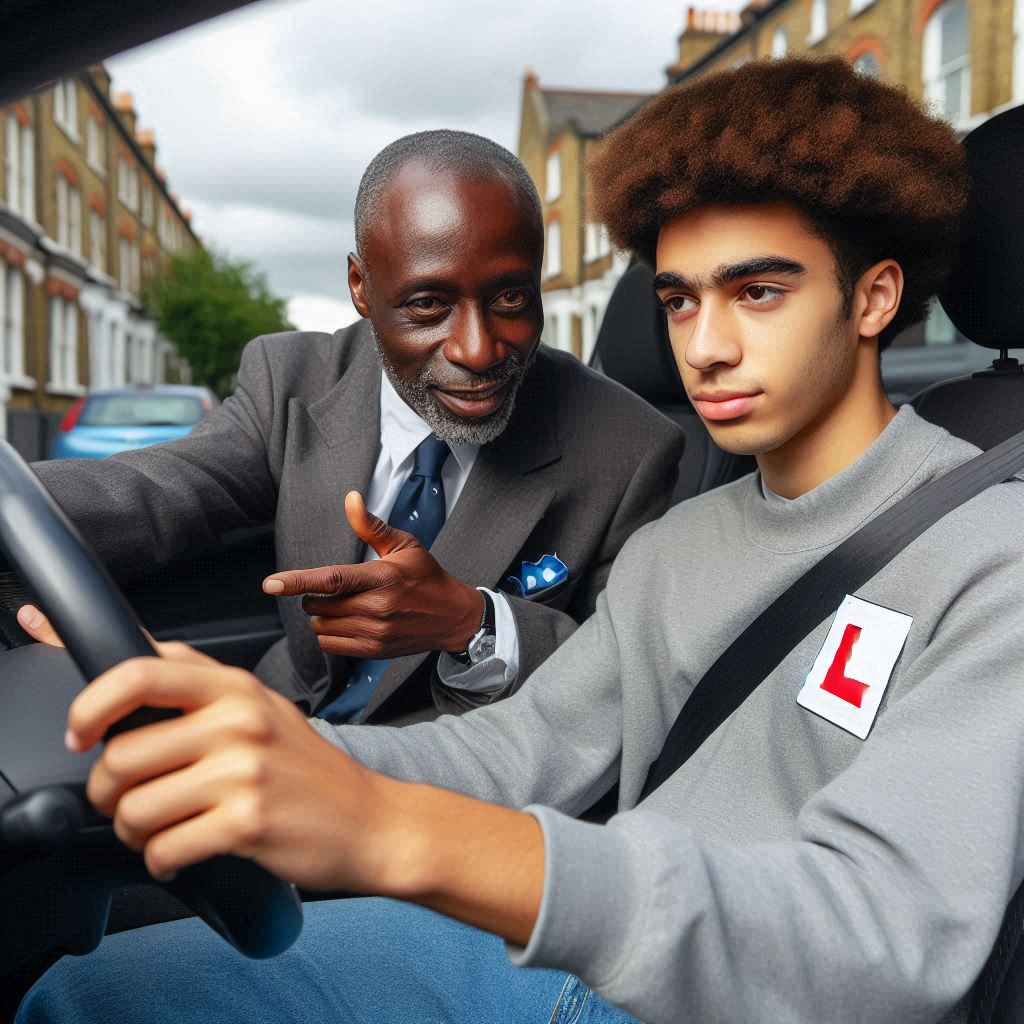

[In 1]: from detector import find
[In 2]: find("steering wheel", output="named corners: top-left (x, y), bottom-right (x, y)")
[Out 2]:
top-left (0, 440), bottom-right (302, 962)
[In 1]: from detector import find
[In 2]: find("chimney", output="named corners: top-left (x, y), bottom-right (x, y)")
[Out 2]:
top-left (524, 67), bottom-right (540, 91)
top-left (113, 90), bottom-right (136, 136)
top-left (135, 127), bottom-right (156, 168)
top-left (667, 5), bottom-right (742, 78)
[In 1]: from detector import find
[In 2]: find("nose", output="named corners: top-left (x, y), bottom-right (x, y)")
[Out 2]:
top-left (682, 300), bottom-right (742, 373)
top-left (442, 305), bottom-right (504, 374)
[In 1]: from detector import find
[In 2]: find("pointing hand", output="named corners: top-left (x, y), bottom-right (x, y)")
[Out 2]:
top-left (262, 491), bottom-right (483, 659)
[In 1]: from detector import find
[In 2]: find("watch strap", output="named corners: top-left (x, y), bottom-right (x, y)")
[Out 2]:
top-left (452, 589), bottom-right (496, 664)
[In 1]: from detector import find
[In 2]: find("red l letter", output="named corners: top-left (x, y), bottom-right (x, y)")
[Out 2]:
top-left (820, 624), bottom-right (870, 708)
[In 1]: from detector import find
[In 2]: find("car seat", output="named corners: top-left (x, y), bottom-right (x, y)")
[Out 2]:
top-left (911, 105), bottom-right (1024, 453)
top-left (905, 105), bottom-right (1024, 1024)
top-left (590, 261), bottom-right (755, 504)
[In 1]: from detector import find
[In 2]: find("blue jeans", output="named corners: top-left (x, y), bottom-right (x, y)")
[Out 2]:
top-left (17, 897), bottom-right (641, 1024)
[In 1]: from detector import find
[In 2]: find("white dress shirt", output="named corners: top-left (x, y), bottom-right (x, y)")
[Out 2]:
top-left (360, 372), bottom-right (519, 696)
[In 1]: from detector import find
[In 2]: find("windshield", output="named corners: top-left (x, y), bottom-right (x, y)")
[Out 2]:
top-left (78, 395), bottom-right (204, 427)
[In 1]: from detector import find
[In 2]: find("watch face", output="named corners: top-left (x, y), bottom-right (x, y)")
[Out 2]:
top-left (468, 634), bottom-right (497, 663)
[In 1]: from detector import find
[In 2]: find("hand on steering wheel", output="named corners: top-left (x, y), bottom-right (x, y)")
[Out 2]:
top-left (0, 441), bottom-right (302, 958)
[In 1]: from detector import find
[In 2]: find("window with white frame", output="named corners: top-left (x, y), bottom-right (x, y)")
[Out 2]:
top-left (141, 185), bottom-right (153, 227)
top-left (849, 0), bottom-right (876, 14)
top-left (56, 175), bottom-right (82, 254)
top-left (4, 115), bottom-right (19, 213)
top-left (543, 313), bottom-right (559, 349)
top-left (88, 209), bottom-right (105, 270)
top-left (53, 79), bottom-right (79, 139)
top-left (584, 222), bottom-right (612, 261)
top-left (924, 297), bottom-right (957, 343)
top-left (48, 295), bottom-right (79, 388)
top-left (131, 242), bottom-right (141, 294)
top-left (772, 26), bottom-right (788, 57)
top-left (545, 221), bottom-right (562, 278)
top-left (545, 152), bottom-right (561, 202)
top-left (923, 0), bottom-right (970, 124)
top-left (20, 124), bottom-right (34, 223)
top-left (117, 157), bottom-right (139, 211)
top-left (4, 114), bottom-right (34, 222)
top-left (853, 51), bottom-right (882, 77)
top-left (809, 0), bottom-right (828, 42)
top-left (0, 264), bottom-right (26, 380)
top-left (109, 321), bottom-right (124, 386)
top-left (119, 237), bottom-right (131, 292)
top-left (86, 117), bottom-right (105, 174)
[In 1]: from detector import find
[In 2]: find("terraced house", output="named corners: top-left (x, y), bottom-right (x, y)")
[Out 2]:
top-left (0, 67), bottom-right (197, 459)
top-left (520, 0), bottom-right (1020, 389)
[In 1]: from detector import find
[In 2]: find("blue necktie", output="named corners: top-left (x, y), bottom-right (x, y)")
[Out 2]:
top-left (317, 434), bottom-right (451, 724)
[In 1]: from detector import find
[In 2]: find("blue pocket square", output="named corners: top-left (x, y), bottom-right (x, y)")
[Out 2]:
top-left (506, 554), bottom-right (569, 598)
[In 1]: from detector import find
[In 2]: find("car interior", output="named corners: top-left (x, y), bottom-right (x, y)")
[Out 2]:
top-left (0, 2), bottom-right (1022, 1021)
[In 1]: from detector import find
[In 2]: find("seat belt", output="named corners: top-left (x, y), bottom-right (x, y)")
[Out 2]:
top-left (640, 424), bottom-right (1024, 801)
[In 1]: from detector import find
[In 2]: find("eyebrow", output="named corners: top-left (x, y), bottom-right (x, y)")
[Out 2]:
top-left (652, 256), bottom-right (807, 295)
top-left (397, 270), bottom-right (536, 297)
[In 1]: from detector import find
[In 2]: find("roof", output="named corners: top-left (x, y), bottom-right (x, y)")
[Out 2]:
top-left (539, 88), bottom-right (652, 140)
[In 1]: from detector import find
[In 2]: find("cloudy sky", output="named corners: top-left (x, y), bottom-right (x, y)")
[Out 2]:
top-left (107, 0), bottom-right (739, 332)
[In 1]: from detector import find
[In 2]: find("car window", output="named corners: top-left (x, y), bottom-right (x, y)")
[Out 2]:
top-left (79, 395), bottom-right (204, 427)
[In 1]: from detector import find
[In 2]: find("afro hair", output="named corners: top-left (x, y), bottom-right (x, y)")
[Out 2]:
top-left (588, 55), bottom-right (969, 347)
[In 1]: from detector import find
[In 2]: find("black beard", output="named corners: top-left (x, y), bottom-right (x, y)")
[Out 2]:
top-left (373, 330), bottom-right (536, 446)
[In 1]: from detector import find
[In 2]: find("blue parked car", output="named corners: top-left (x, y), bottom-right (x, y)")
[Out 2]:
top-left (49, 384), bottom-right (218, 460)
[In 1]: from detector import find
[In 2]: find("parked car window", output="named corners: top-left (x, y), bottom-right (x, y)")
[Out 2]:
top-left (78, 394), bottom-right (203, 427)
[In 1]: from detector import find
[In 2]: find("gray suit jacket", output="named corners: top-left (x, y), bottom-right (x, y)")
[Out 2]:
top-left (34, 321), bottom-right (684, 723)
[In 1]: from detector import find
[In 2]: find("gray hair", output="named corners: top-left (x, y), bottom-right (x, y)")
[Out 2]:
top-left (354, 129), bottom-right (543, 261)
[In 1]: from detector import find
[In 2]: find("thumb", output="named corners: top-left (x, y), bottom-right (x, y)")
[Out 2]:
top-left (344, 490), bottom-right (418, 558)
top-left (17, 604), bottom-right (65, 648)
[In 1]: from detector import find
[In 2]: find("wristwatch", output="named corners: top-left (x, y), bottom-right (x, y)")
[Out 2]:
top-left (452, 589), bottom-right (497, 665)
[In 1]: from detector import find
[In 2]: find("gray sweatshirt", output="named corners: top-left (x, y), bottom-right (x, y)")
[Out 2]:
top-left (311, 407), bottom-right (1024, 1024)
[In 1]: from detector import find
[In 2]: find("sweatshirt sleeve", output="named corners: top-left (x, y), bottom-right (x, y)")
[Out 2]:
top-left (510, 553), bottom-right (1024, 1024)
top-left (309, 566), bottom-right (633, 816)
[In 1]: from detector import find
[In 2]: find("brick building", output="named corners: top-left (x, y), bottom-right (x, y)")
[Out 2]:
top-left (0, 67), bottom-right (197, 459)
top-left (519, 0), bottom-right (1020, 365)
top-left (664, 0), bottom-right (1020, 351)
top-left (517, 73), bottom-right (655, 362)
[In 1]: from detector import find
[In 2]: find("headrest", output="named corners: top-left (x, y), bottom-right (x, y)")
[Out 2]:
top-left (591, 262), bottom-right (687, 406)
top-left (938, 105), bottom-right (1024, 350)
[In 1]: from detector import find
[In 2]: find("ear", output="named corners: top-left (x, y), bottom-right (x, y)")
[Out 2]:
top-left (855, 259), bottom-right (903, 341)
top-left (347, 253), bottom-right (371, 319)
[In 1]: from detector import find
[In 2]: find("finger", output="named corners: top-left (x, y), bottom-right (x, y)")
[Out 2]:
top-left (67, 658), bottom-right (259, 753)
top-left (311, 623), bottom-right (396, 658)
top-left (16, 605), bottom-right (64, 647)
top-left (300, 584), bottom-right (391, 617)
top-left (344, 491), bottom-right (418, 558)
top-left (86, 696), bottom-right (263, 815)
top-left (153, 640), bottom-right (220, 666)
top-left (141, 804), bottom-right (240, 883)
top-left (263, 563), bottom-right (369, 597)
top-left (110, 757), bottom-right (220, 850)
top-left (18, 604), bottom-right (181, 658)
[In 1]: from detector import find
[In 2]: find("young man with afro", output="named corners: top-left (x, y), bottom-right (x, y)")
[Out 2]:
top-left (18, 55), bottom-right (1024, 1024)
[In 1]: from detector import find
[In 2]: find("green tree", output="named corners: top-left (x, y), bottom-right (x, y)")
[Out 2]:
top-left (146, 248), bottom-right (294, 398)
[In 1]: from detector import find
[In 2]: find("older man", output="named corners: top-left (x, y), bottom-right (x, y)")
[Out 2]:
top-left (27, 130), bottom-right (684, 725)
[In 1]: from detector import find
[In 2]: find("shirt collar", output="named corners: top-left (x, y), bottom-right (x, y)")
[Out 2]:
top-left (379, 371), bottom-right (477, 475)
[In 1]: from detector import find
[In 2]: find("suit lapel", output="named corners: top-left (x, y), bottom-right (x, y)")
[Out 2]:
top-left (363, 351), bottom-right (562, 720)
top-left (298, 323), bottom-right (382, 572)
